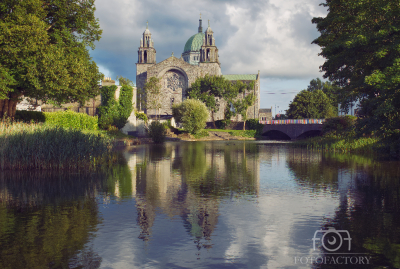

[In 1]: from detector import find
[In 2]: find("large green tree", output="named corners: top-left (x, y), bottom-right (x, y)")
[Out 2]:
top-left (187, 75), bottom-right (230, 128)
top-left (312, 0), bottom-right (400, 138)
top-left (307, 78), bottom-right (341, 111)
top-left (187, 75), bottom-right (255, 128)
top-left (286, 89), bottom-right (336, 119)
top-left (0, 0), bottom-right (103, 118)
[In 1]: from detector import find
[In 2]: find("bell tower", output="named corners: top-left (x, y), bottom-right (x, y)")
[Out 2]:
top-left (200, 20), bottom-right (219, 63)
top-left (138, 22), bottom-right (156, 64)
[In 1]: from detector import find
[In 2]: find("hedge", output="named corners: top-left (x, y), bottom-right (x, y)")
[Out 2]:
top-left (15, 110), bottom-right (98, 130)
top-left (98, 85), bottom-right (133, 130)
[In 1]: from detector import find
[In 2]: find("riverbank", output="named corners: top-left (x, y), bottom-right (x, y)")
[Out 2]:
top-left (113, 130), bottom-right (257, 147)
top-left (293, 135), bottom-right (379, 154)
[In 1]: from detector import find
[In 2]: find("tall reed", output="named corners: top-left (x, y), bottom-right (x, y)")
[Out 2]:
top-left (0, 119), bottom-right (115, 170)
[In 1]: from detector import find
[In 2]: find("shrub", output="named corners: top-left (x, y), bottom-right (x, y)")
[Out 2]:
top-left (44, 110), bottom-right (99, 130)
top-left (322, 115), bottom-right (357, 136)
top-left (172, 99), bottom-right (209, 134)
top-left (15, 110), bottom-right (46, 123)
top-left (115, 85), bottom-right (133, 128)
top-left (135, 111), bottom-right (148, 122)
top-left (215, 119), bottom-right (231, 129)
top-left (245, 119), bottom-right (264, 135)
top-left (147, 121), bottom-right (166, 143)
top-left (98, 85), bottom-right (134, 130)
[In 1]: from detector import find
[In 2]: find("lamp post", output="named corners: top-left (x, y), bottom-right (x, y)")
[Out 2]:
top-left (275, 105), bottom-right (279, 119)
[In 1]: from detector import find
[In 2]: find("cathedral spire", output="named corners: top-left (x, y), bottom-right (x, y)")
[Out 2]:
top-left (198, 13), bottom-right (203, 33)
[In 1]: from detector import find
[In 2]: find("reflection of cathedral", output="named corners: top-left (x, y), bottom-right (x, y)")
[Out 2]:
top-left (136, 17), bottom-right (260, 120)
top-left (128, 142), bottom-right (261, 247)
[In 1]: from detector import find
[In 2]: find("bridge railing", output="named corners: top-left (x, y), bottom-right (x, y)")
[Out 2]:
top-left (260, 119), bottom-right (326, 125)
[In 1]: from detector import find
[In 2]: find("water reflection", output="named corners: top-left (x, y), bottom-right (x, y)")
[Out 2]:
top-left (0, 171), bottom-right (106, 268)
top-left (288, 151), bottom-right (400, 268)
top-left (127, 142), bottom-right (260, 246)
top-left (2, 142), bottom-right (400, 268)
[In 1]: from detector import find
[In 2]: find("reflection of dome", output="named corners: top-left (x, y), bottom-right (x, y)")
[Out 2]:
top-left (183, 32), bottom-right (205, 53)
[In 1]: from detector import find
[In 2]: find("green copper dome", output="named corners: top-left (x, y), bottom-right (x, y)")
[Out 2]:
top-left (183, 32), bottom-right (205, 53)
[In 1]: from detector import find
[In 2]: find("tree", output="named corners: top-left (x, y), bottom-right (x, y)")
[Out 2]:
top-left (307, 78), bottom-right (341, 111)
top-left (0, 0), bottom-right (103, 119)
top-left (98, 84), bottom-right (133, 129)
top-left (312, 0), bottom-right (400, 138)
top-left (286, 90), bottom-right (336, 119)
top-left (187, 75), bottom-right (230, 128)
top-left (172, 99), bottom-right (209, 134)
top-left (117, 75), bottom-right (134, 87)
top-left (232, 93), bottom-right (256, 130)
top-left (187, 75), bottom-right (255, 128)
top-left (144, 77), bottom-right (162, 119)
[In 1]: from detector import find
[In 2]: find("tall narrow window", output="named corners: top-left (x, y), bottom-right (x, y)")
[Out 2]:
top-left (144, 51), bottom-right (147, 63)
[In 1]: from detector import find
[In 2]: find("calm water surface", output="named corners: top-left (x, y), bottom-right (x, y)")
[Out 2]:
top-left (1, 141), bottom-right (400, 268)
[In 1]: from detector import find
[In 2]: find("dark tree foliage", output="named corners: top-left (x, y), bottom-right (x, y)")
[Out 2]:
top-left (312, 0), bottom-right (400, 139)
top-left (286, 90), bottom-right (336, 119)
top-left (98, 85), bottom-right (133, 129)
top-left (307, 78), bottom-right (341, 111)
top-left (0, 0), bottom-right (103, 118)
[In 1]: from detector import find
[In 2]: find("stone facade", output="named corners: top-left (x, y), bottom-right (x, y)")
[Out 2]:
top-left (259, 108), bottom-right (272, 122)
top-left (136, 18), bottom-right (260, 121)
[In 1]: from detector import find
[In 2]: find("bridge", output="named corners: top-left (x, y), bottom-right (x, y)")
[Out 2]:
top-left (260, 119), bottom-right (325, 140)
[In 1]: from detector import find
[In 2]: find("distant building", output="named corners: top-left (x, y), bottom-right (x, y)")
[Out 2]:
top-left (259, 108), bottom-right (272, 122)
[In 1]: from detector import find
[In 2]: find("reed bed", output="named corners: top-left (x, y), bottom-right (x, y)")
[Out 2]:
top-left (0, 119), bottom-right (115, 170)
top-left (293, 134), bottom-right (378, 154)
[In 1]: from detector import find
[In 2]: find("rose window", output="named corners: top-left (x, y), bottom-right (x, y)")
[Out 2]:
top-left (167, 73), bottom-right (183, 91)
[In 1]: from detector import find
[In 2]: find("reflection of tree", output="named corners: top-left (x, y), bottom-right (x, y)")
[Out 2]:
top-left (103, 159), bottom-right (133, 199)
top-left (288, 151), bottom-right (400, 268)
top-left (287, 148), bottom-right (339, 190)
top-left (0, 171), bottom-right (103, 268)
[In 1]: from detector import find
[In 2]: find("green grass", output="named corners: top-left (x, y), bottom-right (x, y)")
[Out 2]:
top-left (206, 129), bottom-right (258, 138)
top-left (228, 130), bottom-right (257, 138)
top-left (193, 129), bottom-right (210, 139)
top-left (294, 133), bottom-right (379, 154)
top-left (0, 119), bottom-right (115, 170)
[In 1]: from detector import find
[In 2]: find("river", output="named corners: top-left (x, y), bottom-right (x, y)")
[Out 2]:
top-left (0, 141), bottom-right (399, 268)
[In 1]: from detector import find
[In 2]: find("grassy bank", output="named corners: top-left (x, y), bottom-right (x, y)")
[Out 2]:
top-left (205, 129), bottom-right (258, 138)
top-left (294, 134), bottom-right (379, 154)
top-left (0, 119), bottom-right (115, 170)
top-left (291, 116), bottom-right (400, 156)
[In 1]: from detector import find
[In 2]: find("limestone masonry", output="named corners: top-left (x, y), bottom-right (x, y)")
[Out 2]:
top-left (136, 18), bottom-right (260, 121)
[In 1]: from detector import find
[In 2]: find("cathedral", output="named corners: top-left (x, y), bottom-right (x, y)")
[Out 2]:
top-left (136, 17), bottom-right (260, 121)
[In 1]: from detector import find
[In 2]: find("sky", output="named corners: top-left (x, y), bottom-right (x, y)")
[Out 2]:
top-left (90, 0), bottom-right (329, 117)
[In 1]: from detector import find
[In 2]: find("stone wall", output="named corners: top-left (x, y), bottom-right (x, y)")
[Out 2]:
top-left (136, 55), bottom-right (260, 122)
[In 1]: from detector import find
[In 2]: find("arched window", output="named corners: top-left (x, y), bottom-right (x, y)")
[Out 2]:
top-left (144, 51), bottom-right (147, 63)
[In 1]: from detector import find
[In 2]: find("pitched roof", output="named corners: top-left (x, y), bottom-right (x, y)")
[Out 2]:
top-left (259, 108), bottom-right (271, 113)
top-left (223, 74), bottom-right (257, 81)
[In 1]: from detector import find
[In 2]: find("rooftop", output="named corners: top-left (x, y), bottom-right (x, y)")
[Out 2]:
top-left (223, 74), bottom-right (257, 81)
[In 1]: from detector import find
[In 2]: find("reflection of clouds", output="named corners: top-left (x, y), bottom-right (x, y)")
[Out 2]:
top-left (93, 142), bottom-right (348, 267)
top-left (222, 190), bottom-right (338, 268)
